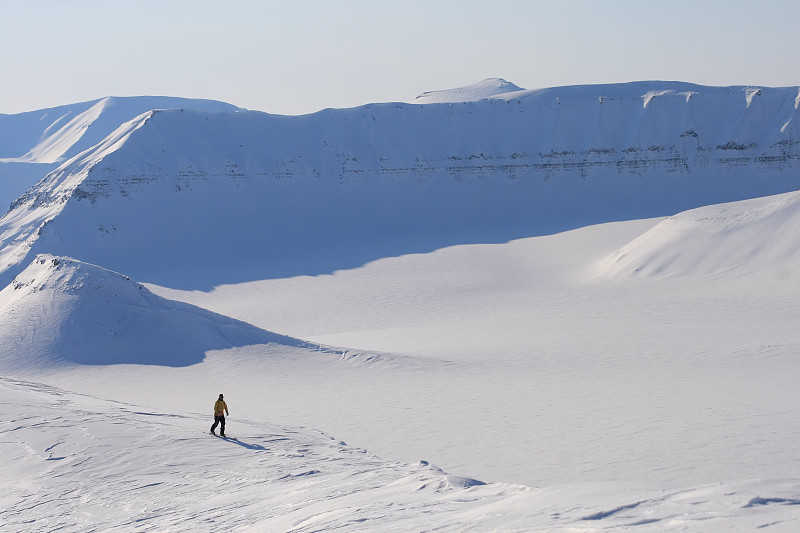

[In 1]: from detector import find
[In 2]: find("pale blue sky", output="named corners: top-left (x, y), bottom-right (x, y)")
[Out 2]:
top-left (2, 0), bottom-right (799, 114)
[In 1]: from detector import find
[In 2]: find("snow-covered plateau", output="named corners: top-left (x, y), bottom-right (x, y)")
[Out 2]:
top-left (1, 80), bottom-right (800, 531)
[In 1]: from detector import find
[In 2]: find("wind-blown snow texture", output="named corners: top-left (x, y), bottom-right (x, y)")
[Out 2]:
top-left (4, 375), bottom-right (799, 532)
top-left (2, 81), bottom-right (800, 531)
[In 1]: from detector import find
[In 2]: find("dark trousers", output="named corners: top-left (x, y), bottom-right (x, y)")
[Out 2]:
top-left (211, 415), bottom-right (225, 435)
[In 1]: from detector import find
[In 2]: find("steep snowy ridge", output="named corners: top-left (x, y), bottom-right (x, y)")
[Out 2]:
top-left (1, 99), bottom-right (103, 161)
top-left (0, 96), bottom-right (242, 164)
top-left (0, 254), bottom-right (316, 369)
top-left (1, 82), bottom-right (800, 288)
top-left (0, 96), bottom-right (242, 211)
top-left (2, 98), bottom-right (111, 164)
top-left (0, 110), bottom-right (157, 284)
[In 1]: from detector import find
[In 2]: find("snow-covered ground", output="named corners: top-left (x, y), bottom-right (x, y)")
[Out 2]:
top-left (4, 373), bottom-right (799, 532)
top-left (2, 82), bottom-right (800, 530)
top-left (143, 197), bottom-right (800, 491)
top-left (3, 199), bottom-right (799, 530)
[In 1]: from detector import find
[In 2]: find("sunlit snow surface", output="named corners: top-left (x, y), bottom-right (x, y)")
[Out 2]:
top-left (2, 82), bottom-right (800, 530)
top-left (5, 376), bottom-right (797, 533)
top-left (2, 199), bottom-right (798, 530)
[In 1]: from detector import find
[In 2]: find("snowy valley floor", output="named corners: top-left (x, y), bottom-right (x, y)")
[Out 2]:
top-left (3, 210), bottom-right (800, 531)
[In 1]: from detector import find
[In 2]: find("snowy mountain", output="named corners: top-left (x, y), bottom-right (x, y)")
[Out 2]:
top-left (1, 81), bottom-right (799, 290)
top-left (413, 77), bottom-right (525, 103)
top-left (0, 96), bottom-right (241, 211)
top-left (2, 82), bottom-right (800, 531)
top-left (0, 96), bottom-right (241, 164)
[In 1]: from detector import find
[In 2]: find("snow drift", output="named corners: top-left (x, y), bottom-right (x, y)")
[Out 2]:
top-left (413, 77), bottom-right (525, 103)
top-left (1, 81), bottom-right (799, 289)
top-left (0, 254), bottom-right (311, 370)
top-left (600, 189), bottom-right (800, 278)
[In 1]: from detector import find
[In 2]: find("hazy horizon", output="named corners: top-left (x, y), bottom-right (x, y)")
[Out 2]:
top-left (2, 0), bottom-right (799, 115)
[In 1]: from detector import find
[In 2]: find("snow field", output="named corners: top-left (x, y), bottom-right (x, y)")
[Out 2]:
top-left (4, 374), bottom-right (799, 532)
top-left (0, 376), bottom-right (517, 532)
top-left (139, 210), bottom-right (800, 496)
top-left (9, 196), bottom-right (789, 530)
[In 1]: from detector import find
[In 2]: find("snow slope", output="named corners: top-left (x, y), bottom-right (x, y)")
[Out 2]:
top-left (0, 96), bottom-right (241, 164)
top-left (0, 96), bottom-right (241, 211)
top-left (0, 254), bottom-right (318, 370)
top-left (1, 82), bottom-right (799, 290)
top-left (600, 189), bottom-right (800, 278)
top-left (0, 376), bottom-right (520, 532)
top-left (5, 375), bottom-right (798, 532)
top-left (413, 77), bottom-right (525, 103)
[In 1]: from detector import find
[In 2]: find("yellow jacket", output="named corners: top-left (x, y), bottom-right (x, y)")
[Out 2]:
top-left (214, 399), bottom-right (228, 417)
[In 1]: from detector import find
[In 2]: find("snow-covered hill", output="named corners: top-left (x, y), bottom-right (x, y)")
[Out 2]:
top-left (600, 189), bottom-right (800, 278)
top-left (0, 254), bottom-right (317, 370)
top-left (1, 81), bottom-right (799, 289)
top-left (0, 96), bottom-right (241, 211)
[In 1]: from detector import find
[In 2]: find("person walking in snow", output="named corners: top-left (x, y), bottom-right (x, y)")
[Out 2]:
top-left (210, 393), bottom-right (229, 437)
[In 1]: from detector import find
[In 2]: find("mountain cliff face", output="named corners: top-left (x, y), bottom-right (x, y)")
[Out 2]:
top-left (1, 81), bottom-right (799, 289)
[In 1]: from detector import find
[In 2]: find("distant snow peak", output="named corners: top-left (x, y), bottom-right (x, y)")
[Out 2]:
top-left (414, 78), bottom-right (525, 104)
top-left (0, 96), bottom-right (241, 165)
top-left (1, 99), bottom-right (108, 164)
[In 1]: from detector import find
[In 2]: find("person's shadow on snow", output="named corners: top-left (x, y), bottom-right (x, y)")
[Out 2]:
top-left (218, 437), bottom-right (266, 451)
